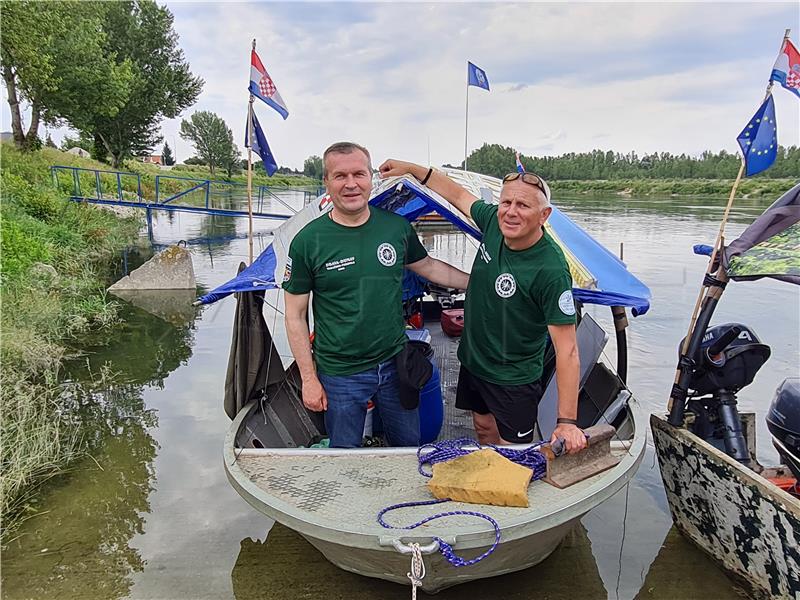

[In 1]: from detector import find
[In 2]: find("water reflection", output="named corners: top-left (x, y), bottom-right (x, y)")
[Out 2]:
top-left (1, 384), bottom-right (158, 599)
top-left (1, 302), bottom-right (198, 599)
top-left (231, 522), bottom-right (606, 599)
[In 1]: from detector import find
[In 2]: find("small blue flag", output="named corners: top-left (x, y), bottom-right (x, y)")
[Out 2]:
top-left (515, 151), bottom-right (525, 173)
top-left (467, 61), bottom-right (490, 91)
top-left (245, 110), bottom-right (278, 176)
top-left (736, 94), bottom-right (778, 177)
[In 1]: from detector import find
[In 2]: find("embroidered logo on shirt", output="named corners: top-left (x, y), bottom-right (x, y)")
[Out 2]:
top-left (325, 256), bottom-right (356, 271)
top-left (282, 257), bottom-right (293, 282)
top-left (495, 273), bottom-right (516, 298)
top-left (479, 243), bottom-right (492, 263)
top-left (558, 290), bottom-right (576, 315)
top-left (377, 243), bottom-right (397, 267)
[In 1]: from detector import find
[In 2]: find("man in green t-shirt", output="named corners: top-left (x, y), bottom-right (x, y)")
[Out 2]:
top-left (379, 159), bottom-right (587, 454)
top-left (283, 142), bottom-right (469, 448)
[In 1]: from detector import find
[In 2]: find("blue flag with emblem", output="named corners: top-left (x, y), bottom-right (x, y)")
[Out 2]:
top-left (736, 94), bottom-right (778, 177)
top-left (245, 110), bottom-right (278, 176)
top-left (467, 61), bottom-right (490, 91)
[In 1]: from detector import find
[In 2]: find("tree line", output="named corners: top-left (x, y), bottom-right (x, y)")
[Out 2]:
top-left (454, 143), bottom-right (800, 181)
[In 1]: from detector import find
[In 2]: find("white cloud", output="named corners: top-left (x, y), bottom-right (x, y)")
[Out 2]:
top-left (3, 2), bottom-right (798, 169)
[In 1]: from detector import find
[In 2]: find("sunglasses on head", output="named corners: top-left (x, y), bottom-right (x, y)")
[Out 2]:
top-left (502, 172), bottom-right (550, 202)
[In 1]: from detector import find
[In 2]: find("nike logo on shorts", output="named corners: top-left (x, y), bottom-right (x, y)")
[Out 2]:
top-left (517, 428), bottom-right (534, 438)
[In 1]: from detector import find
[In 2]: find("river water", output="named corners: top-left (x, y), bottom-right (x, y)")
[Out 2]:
top-left (3, 191), bottom-right (798, 600)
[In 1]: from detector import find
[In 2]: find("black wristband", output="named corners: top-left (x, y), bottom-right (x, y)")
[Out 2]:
top-left (556, 417), bottom-right (578, 425)
top-left (419, 167), bottom-right (433, 185)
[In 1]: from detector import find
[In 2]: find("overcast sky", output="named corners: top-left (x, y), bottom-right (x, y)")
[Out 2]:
top-left (4, 2), bottom-right (799, 170)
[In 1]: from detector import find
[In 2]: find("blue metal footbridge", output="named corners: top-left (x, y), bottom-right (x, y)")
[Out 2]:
top-left (51, 165), bottom-right (322, 221)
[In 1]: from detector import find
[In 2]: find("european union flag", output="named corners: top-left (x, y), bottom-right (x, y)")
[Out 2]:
top-left (467, 61), bottom-right (490, 91)
top-left (245, 110), bottom-right (278, 176)
top-left (736, 94), bottom-right (778, 177)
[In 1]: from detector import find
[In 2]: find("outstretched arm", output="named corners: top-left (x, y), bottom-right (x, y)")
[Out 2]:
top-left (284, 291), bottom-right (327, 412)
top-left (407, 255), bottom-right (469, 290)
top-left (547, 323), bottom-right (586, 454)
top-left (379, 159), bottom-right (478, 219)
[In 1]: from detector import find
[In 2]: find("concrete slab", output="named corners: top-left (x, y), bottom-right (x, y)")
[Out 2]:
top-left (109, 245), bottom-right (196, 291)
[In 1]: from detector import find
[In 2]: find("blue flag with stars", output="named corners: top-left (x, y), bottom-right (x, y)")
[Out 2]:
top-left (245, 110), bottom-right (278, 176)
top-left (736, 94), bottom-right (778, 177)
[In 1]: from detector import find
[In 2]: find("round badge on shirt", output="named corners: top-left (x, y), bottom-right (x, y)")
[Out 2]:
top-left (377, 243), bottom-right (397, 267)
top-left (495, 273), bottom-right (517, 298)
top-left (558, 289), bottom-right (576, 315)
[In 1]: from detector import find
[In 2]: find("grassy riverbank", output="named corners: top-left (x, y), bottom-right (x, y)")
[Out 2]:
top-left (0, 144), bottom-right (144, 539)
top-left (549, 177), bottom-right (797, 198)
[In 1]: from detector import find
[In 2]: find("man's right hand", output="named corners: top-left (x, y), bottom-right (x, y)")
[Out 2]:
top-left (379, 159), bottom-right (423, 180)
top-left (302, 376), bottom-right (328, 412)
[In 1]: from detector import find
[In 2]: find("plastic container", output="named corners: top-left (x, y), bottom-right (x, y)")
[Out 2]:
top-left (419, 361), bottom-right (443, 444)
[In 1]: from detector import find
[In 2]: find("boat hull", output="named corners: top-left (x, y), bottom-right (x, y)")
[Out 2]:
top-left (650, 414), bottom-right (800, 599)
top-left (301, 520), bottom-right (576, 592)
top-left (225, 400), bottom-right (645, 593)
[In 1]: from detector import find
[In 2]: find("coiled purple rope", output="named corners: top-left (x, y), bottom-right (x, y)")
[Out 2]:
top-left (417, 437), bottom-right (549, 481)
top-left (377, 438), bottom-right (549, 567)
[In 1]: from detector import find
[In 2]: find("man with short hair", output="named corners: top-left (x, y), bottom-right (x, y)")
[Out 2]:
top-left (283, 142), bottom-right (469, 448)
top-left (379, 159), bottom-right (586, 454)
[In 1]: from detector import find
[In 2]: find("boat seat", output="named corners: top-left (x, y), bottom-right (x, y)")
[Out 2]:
top-left (537, 313), bottom-right (608, 441)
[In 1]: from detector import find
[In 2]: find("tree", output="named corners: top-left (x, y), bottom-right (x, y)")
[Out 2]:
top-left (81, 1), bottom-right (203, 167)
top-left (303, 155), bottom-right (323, 179)
top-left (179, 111), bottom-right (237, 177)
top-left (45, 134), bottom-right (57, 148)
top-left (0, 1), bottom-right (132, 151)
top-left (162, 142), bottom-right (175, 166)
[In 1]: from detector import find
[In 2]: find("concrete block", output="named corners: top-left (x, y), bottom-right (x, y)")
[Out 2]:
top-left (108, 245), bottom-right (195, 291)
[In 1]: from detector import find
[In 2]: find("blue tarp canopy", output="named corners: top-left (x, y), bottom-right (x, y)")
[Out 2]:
top-left (198, 172), bottom-right (651, 315)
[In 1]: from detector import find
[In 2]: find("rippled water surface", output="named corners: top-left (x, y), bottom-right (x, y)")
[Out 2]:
top-left (3, 191), bottom-right (798, 599)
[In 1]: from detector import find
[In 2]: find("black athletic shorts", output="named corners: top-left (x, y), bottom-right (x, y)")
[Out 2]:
top-left (455, 366), bottom-right (544, 443)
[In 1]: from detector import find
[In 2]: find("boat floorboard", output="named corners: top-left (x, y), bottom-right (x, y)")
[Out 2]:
top-left (234, 448), bottom-right (631, 539)
top-left (428, 319), bottom-right (476, 441)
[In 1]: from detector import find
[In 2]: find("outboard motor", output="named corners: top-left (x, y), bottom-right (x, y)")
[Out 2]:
top-left (766, 378), bottom-right (800, 480)
top-left (681, 323), bottom-right (771, 466)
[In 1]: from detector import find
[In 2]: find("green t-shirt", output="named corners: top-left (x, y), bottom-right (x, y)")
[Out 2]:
top-left (458, 202), bottom-right (576, 385)
top-left (283, 206), bottom-right (428, 375)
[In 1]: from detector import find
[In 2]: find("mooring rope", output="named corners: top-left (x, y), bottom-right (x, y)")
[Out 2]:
top-left (416, 437), bottom-right (549, 480)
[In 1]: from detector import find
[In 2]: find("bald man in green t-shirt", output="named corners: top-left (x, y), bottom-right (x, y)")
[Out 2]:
top-left (379, 159), bottom-right (586, 454)
top-left (283, 143), bottom-right (469, 448)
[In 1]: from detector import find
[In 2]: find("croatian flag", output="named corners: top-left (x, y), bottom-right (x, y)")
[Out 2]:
top-left (249, 49), bottom-right (289, 119)
top-left (771, 38), bottom-right (800, 99)
top-left (515, 151), bottom-right (525, 173)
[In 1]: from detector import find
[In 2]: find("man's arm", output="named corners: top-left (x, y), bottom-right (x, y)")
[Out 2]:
top-left (547, 323), bottom-right (586, 454)
top-left (407, 255), bottom-right (469, 290)
top-left (379, 159), bottom-right (478, 219)
top-left (284, 291), bottom-right (327, 412)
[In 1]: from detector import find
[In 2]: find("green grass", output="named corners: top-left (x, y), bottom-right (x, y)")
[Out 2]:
top-left (0, 143), bottom-right (142, 540)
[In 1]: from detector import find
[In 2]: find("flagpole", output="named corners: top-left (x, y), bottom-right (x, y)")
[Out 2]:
top-left (464, 72), bottom-right (469, 171)
top-left (246, 39), bottom-right (257, 265)
top-left (668, 30), bottom-right (790, 415)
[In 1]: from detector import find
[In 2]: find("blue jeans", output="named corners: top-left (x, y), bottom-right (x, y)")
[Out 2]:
top-left (318, 359), bottom-right (420, 448)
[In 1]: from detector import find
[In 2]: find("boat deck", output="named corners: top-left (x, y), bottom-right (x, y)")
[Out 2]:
top-left (232, 443), bottom-right (638, 543)
top-left (427, 319), bottom-right (476, 441)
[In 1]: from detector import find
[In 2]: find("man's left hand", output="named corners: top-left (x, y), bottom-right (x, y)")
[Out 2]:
top-left (550, 423), bottom-right (587, 455)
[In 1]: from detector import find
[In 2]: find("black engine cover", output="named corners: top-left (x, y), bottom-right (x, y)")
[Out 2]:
top-left (767, 377), bottom-right (800, 479)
